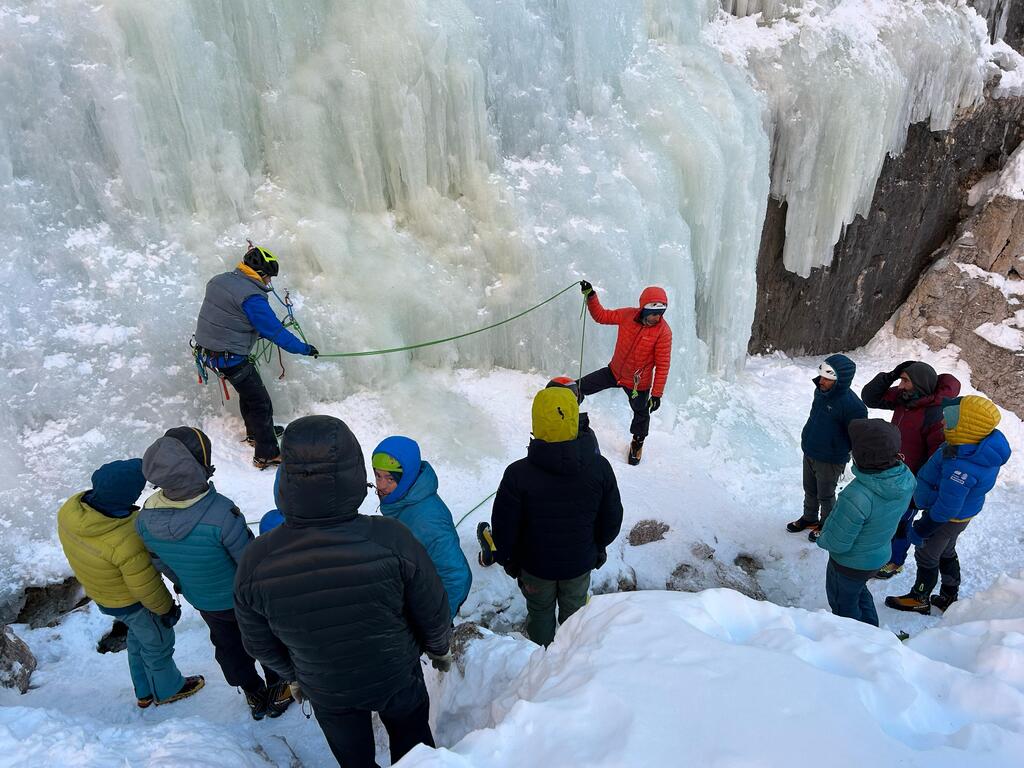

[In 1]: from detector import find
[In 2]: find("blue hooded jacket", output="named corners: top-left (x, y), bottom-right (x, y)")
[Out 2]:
top-left (801, 354), bottom-right (867, 464)
top-left (816, 463), bottom-right (916, 571)
top-left (375, 437), bottom-right (472, 619)
top-left (914, 429), bottom-right (1012, 530)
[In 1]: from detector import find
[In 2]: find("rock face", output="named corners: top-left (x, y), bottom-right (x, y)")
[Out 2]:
top-left (894, 194), bottom-right (1024, 418)
top-left (750, 94), bottom-right (1024, 356)
top-left (0, 577), bottom-right (87, 628)
top-left (627, 520), bottom-right (670, 547)
top-left (0, 625), bottom-right (37, 694)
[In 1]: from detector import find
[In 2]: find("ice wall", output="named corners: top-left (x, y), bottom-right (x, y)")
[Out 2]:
top-left (708, 0), bottom-right (989, 277)
top-left (0, 0), bottom-right (769, 594)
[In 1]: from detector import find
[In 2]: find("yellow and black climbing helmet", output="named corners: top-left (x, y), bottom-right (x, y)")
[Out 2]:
top-left (244, 244), bottom-right (280, 278)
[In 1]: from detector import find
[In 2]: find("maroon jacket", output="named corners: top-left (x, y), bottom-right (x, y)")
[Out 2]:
top-left (861, 372), bottom-right (961, 473)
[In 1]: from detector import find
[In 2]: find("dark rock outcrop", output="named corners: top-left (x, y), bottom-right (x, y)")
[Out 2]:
top-left (628, 520), bottom-right (670, 546)
top-left (0, 625), bottom-right (36, 694)
top-left (665, 542), bottom-right (766, 600)
top-left (750, 95), bottom-right (1024, 356)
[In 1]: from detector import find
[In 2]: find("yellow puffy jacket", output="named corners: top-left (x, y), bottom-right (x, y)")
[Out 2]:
top-left (57, 492), bottom-right (172, 615)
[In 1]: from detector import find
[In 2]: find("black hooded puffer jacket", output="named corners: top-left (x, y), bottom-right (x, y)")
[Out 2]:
top-left (233, 415), bottom-right (451, 710)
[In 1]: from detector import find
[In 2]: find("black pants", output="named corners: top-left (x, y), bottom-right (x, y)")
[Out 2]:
top-left (579, 366), bottom-right (650, 438)
top-left (221, 360), bottom-right (277, 460)
top-left (314, 676), bottom-right (434, 768)
top-left (914, 520), bottom-right (968, 595)
top-left (199, 608), bottom-right (280, 693)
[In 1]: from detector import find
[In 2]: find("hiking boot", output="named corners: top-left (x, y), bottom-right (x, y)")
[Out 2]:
top-left (808, 528), bottom-right (822, 543)
top-left (786, 518), bottom-right (819, 534)
top-left (137, 695), bottom-right (154, 709)
top-left (872, 562), bottom-right (903, 580)
top-left (157, 675), bottom-right (205, 706)
top-left (244, 685), bottom-right (268, 721)
top-left (627, 436), bottom-right (645, 466)
top-left (97, 620), bottom-right (128, 654)
top-left (253, 454), bottom-right (282, 470)
top-left (265, 681), bottom-right (293, 719)
top-left (884, 593), bottom-right (931, 615)
top-left (477, 522), bottom-right (497, 568)
top-left (243, 426), bottom-right (285, 447)
top-left (930, 588), bottom-right (958, 613)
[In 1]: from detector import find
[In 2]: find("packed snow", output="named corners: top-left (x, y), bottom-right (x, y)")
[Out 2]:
top-left (2, 330), bottom-right (1023, 766)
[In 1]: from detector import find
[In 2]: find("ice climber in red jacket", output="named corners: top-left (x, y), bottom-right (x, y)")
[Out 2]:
top-left (578, 280), bottom-right (672, 465)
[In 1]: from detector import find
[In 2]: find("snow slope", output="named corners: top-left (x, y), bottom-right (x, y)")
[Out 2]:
top-left (1, 329), bottom-right (1022, 766)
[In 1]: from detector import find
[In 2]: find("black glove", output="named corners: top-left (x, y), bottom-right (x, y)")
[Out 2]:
top-left (503, 561), bottom-right (521, 579)
top-left (648, 396), bottom-right (661, 413)
top-left (580, 280), bottom-right (594, 298)
top-left (160, 604), bottom-right (181, 628)
top-left (307, 344), bottom-right (320, 359)
top-left (890, 360), bottom-right (915, 379)
top-left (595, 549), bottom-right (608, 570)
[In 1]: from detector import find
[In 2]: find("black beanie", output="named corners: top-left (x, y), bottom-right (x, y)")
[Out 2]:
top-left (849, 419), bottom-right (902, 472)
top-left (904, 362), bottom-right (938, 397)
top-left (163, 426), bottom-right (214, 476)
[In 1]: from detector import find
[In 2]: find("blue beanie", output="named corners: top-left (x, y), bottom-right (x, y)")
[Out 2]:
top-left (372, 436), bottom-right (421, 504)
top-left (85, 459), bottom-right (146, 518)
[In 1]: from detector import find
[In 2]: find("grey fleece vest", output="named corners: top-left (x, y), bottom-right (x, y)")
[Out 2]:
top-left (194, 270), bottom-right (270, 355)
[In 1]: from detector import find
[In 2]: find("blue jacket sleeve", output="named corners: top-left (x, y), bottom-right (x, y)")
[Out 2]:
top-left (242, 295), bottom-right (311, 355)
top-left (925, 462), bottom-right (978, 523)
top-left (221, 505), bottom-right (254, 565)
top-left (913, 452), bottom-right (942, 510)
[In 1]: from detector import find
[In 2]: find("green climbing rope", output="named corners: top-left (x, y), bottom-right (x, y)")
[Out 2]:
top-left (453, 490), bottom-right (498, 530)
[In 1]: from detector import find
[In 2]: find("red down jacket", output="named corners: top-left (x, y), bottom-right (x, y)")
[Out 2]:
top-left (586, 286), bottom-right (672, 398)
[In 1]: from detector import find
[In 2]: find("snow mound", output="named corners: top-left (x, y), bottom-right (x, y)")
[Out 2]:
top-left (402, 587), bottom-right (1024, 767)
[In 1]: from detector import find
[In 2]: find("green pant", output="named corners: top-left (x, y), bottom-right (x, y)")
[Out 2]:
top-left (518, 570), bottom-right (591, 646)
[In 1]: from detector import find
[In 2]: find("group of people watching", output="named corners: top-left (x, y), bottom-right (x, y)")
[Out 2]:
top-left (52, 247), bottom-right (1012, 767)
top-left (791, 354), bottom-right (1011, 626)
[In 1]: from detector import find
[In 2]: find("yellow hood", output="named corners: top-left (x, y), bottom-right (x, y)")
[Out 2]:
top-left (532, 388), bottom-right (579, 443)
top-left (945, 395), bottom-right (1001, 446)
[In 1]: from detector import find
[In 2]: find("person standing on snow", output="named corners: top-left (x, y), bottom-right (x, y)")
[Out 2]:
top-left (136, 427), bottom-right (292, 721)
top-left (488, 388), bottom-right (623, 646)
top-left (815, 419), bottom-right (915, 626)
top-left (234, 416), bottom-right (452, 768)
top-left (577, 280), bottom-right (672, 465)
top-left (788, 354), bottom-right (868, 542)
top-left (371, 435), bottom-right (473, 621)
top-left (886, 396), bottom-right (1012, 615)
top-left (194, 244), bottom-right (319, 469)
top-left (860, 361), bottom-right (961, 580)
top-left (57, 460), bottom-right (204, 708)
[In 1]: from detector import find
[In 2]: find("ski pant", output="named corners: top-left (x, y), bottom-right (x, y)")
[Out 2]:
top-left (108, 604), bottom-right (185, 701)
top-left (825, 559), bottom-right (878, 627)
top-left (220, 359), bottom-right (278, 460)
top-left (913, 520), bottom-right (968, 595)
top-left (199, 608), bottom-right (280, 693)
top-left (801, 455), bottom-right (846, 525)
top-left (314, 675), bottom-right (434, 768)
top-left (579, 366), bottom-right (651, 438)
top-left (886, 502), bottom-right (918, 567)
top-left (518, 569), bottom-right (591, 647)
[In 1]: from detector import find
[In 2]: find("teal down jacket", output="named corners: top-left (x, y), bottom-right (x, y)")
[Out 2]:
top-left (380, 461), bottom-right (472, 620)
top-left (815, 463), bottom-right (916, 571)
top-left (137, 487), bottom-right (252, 612)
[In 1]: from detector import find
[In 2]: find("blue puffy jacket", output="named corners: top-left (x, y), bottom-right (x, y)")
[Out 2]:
top-left (378, 457), bottom-right (472, 620)
top-left (914, 430), bottom-right (1011, 532)
top-left (816, 463), bottom-right (916, 571)
top-left (801, 354), bottom-right (867, 464)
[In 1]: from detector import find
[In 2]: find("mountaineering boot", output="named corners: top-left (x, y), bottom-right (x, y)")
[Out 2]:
top-left (97, 620), bottom-right (128, 654)
top-left (244, 684), bottom-right (268, 721)
top-left (477, 522), bottom-right (497, 567)
top-left (808, 528), bottom-right (822, 543)
top-left (137, 695), bottom-right (154, 709)
top-left (884, 570), bottom-right (936, 615)
top-left (265, 681), bottom-right (294, 719)
top-left (253, 454), bottom-right (282, 470)
top-left (243, 426), bottom-right (285, 447)
top-left (786, 518), bottom-right (819, 534)
top-left (627, 436), bottom-right (645, 466)
top-left (930, 586), bottom-right (959, 613)
top-left (872, 562), bottom-right (903, 580)
top-left (157, 675), bottom-right (205, 706)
